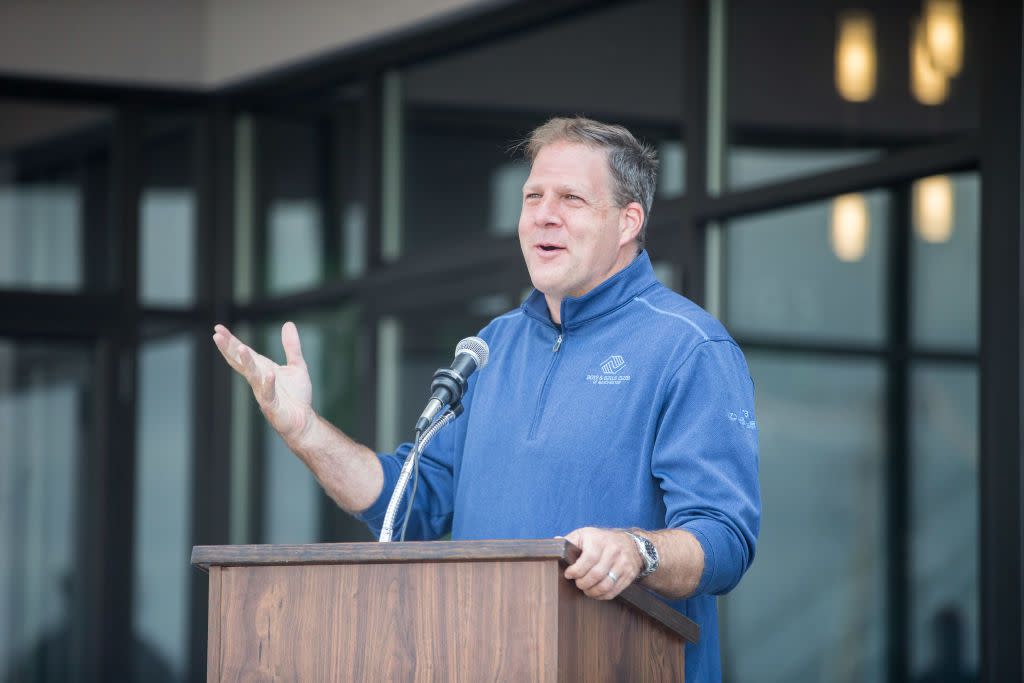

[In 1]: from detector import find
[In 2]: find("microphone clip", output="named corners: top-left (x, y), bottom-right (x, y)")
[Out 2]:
top-left (430, 367), bottom-right (468, 402)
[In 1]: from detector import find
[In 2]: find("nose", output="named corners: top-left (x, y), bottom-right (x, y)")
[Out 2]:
top-left (533, 194), bottom-right (561, 228)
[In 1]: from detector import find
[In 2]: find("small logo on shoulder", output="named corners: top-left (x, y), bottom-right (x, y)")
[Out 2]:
top-left (728, 410), bottom-right (757, 430)
top-left (588, 355), bottom-right (631, 385)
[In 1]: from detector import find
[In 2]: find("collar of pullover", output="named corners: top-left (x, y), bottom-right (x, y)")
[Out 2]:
top-left (521, 250), bottom-right (660, 330)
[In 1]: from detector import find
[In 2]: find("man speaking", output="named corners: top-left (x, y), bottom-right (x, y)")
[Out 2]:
top-left (213, 117), bottom-right (761, 681)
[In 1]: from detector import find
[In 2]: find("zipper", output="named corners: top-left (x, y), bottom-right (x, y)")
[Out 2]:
top-left (528, 330), bottom-right (564, 440)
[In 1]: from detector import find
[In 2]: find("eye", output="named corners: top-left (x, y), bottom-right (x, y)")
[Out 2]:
top-left (564, 194), bottom-right (584, 203)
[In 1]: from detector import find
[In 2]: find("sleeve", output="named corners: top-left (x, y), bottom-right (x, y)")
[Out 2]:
top-left (651, 339), bottom-right (761, 596)
top-left (353, 416), bottom-right (458, 541)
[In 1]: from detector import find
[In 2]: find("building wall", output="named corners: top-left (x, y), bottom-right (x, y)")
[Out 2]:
top-left (0, 0), bottom-right (480, 87)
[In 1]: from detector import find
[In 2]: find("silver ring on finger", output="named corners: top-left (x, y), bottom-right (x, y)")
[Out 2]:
top-left (608, 570), bottom-right (619, 584)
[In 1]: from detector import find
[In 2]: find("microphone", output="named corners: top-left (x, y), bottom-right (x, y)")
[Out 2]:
top-left (414, 336), bottom-right (489, 435)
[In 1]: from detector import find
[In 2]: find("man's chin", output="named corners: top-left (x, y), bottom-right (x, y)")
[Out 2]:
top-left (526, 273), bottom-right (564, 297)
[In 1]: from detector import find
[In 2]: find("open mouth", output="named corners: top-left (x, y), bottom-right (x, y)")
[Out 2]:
top-left (537, 244), bottom-right (565, 252)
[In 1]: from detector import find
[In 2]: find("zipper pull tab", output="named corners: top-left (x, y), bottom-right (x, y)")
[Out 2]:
top-left (552, 334), bottom-right (563, 352)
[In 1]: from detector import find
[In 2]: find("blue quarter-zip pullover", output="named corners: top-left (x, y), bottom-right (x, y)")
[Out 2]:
top-left (358, 251), bottom-right (761, 681)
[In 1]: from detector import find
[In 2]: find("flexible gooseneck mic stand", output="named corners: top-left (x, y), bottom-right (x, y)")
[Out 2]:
top-left (378, 406), bottom-right (461, 543)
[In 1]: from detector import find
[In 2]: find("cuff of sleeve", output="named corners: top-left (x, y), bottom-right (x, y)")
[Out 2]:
top-left (352, 453), bottom-right (402, 533)
top-left (682, 519), bottom-right (722, 596)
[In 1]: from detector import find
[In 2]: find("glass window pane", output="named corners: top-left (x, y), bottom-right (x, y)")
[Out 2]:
top-left (0, 99), bottom-right (114, 292)
top-left (722, 352), bottom-right (886, 682)
top-left (252, 87), bottom-right (366, 297)
top-left (390, 0), bottom-right (684, 260)
top-left (0, 341), bottom-right (93, 680)
top-left (262, 118), bottom-right (323, 295)
top-left (911, 172), bottom-right (979, 351)
top-left (910, 363), bottom-right (978, 679)
top-left (139, 124), bottom-right (197, 307)
top-left (725, 190), bottom-right (889, 344)
top-left (376, 296), bottom-right (516, 452)
top-left (252, 307), bottom-right (362, 543)
top-left (723, 1), bottom-right (979, 192)
top-left (132, 335), bottom-right (194, 682)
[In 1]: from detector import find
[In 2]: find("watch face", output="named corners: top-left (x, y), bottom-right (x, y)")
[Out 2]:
top-left (643, 538), bottom-right (658, 566)
top-left (631, 532), bottom-right (658, 576)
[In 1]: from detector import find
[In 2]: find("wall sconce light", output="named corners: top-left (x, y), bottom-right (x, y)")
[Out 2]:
top-left (835, 12), bottom-right (877, 103)
top-left (913, 175), bottom-right (955, 243)
top-left (912, 18), bottom-right (949, 105)
top-left (924, 0), bottom-right (963, 76)
top-left (831, 193), bottom-right (870, 262)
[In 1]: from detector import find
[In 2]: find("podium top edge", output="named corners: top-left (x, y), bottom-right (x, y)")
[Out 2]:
top-left (190, 539), bottom-right (577, 571)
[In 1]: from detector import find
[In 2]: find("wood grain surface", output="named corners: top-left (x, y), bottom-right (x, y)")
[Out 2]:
top-left (214, 560), bottom-right (560, 682)
top-left (192, 539), bottom-right (573, 570)
top-left (207, 567), bottom-right (222, 683)
top-left (200, 541), bottom-right (700, 680)
top-left (195, 540), bottom-right (698, 647)
top-left (557, 570), bottom-right (685, 681)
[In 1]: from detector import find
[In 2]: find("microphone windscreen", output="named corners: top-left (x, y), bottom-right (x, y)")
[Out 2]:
top-left (455, 336), bottom-right (489, 370)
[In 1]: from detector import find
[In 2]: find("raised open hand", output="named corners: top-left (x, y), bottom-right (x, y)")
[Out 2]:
top-left (212, 322), bottom-right (313, 442)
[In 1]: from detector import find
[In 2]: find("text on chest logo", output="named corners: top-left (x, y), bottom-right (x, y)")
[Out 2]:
top-left (588, 355), bottom-right (631, 385)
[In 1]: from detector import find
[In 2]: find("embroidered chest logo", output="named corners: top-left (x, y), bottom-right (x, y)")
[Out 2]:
top-left (601, 355), bottom-right (626, 374)
top-left (587, 355), bottom-right (631, 385)
top-left (728, 410), bottom-right (757, 430)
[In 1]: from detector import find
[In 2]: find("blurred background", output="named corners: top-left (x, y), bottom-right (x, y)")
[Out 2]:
top-left (0, 0), bottom-right (1019, 681)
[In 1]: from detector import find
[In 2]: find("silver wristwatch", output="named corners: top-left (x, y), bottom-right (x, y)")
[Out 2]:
top-left (624, 531), bottom-right (660, 578)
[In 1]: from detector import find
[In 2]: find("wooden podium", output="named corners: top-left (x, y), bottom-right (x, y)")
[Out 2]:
top-left (192, 539), bottom-right (698, 681)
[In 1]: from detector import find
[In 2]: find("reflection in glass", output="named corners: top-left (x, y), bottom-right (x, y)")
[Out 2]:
top-left (253, 89), bottom-right (366, 296)
top-left (835, 11), bottom-right (877, 103)
top-left (912, 16), bottom-right (950, 106)
top-left (722, 352), bottom-right (886, 682)
top-left (831, 193), bottom-right (870, 262)
top-left (261, 119), bottom-right (324, 295)
top-left (0, 99), bottom-right (113, 291)
top-left (924, 0), bottom-right (964, 76)
top-left (133, 336), bottom-right (194, 681)
top-left (909, 363), bottom-right (978, 679)
top-left (724, 0), bottom-right (978, 191)
top-left (139, 125), bottom-right (197, 306)
top-left (267, 196), bottom-right (322, 294)
top-left (393, 0), bottom-right (684, 258)
top-left (728, 147), bottom-right (881, 191)
top-left (912, 172), bottom-right (979, 350)
top-left (0, 341), bottom-right (92, 680)
top-left (912, 175), bottom-right (954, 243)
top-left (257, 308), bottom-right (362, 543)
top-left (725, 191), bottom-right (889, 344)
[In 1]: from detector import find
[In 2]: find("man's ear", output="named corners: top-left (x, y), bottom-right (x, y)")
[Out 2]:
top-left (619, 202), bottom-right (645, 247)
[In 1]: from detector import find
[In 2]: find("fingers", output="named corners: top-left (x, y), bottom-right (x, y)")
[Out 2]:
top-left (213, 324), bottom-right (261, 373)
top-left (562, 528), bottom-right (637, 600)
top-left (212, 324), bottom-right (245, 372)
top-left (563, 529), bottom-right (592, 580)
top-left (281, 321), bottom-right (306, 368)
top-left (213, 323), bottom-right (275, 376)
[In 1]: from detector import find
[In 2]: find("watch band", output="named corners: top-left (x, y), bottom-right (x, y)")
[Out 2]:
top-left (624, 530), bottom-right (659, 578)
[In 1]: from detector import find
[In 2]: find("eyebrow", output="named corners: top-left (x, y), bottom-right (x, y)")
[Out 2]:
top-left (522, 183), bottom-right (590, 197)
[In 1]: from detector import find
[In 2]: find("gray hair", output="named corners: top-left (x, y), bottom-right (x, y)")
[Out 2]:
top-left (519, 116), bottom-right (659, 248)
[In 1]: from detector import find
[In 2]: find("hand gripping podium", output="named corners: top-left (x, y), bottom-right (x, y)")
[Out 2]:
top-left (191, 539), bottom-right (699, 681)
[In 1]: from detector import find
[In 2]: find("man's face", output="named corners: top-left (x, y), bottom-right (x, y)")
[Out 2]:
top-left (518, 141), bottom-right (640, 305)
